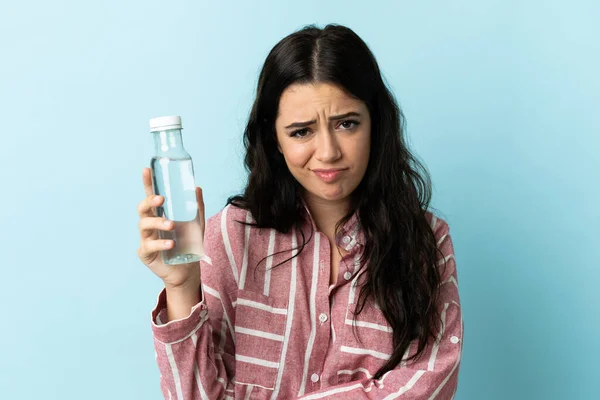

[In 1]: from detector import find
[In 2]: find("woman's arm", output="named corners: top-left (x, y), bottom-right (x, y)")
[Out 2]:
top-left (151, 207), bottom-right (240, 400)
top-left (165, 277), bottom-right (202, 322)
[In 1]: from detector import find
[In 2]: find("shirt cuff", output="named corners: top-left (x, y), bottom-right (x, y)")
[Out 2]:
top-left (150, 286), bottom-right (208, 344)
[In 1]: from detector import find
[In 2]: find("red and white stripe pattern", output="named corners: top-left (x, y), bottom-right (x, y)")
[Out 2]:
top-left (151, 204), bottom-right (463, 399)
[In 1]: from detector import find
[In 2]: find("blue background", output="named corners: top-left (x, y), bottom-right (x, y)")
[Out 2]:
top-left (1, 1), bottom-right (598, 399)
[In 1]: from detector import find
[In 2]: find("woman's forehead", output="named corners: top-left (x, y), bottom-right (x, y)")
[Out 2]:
top-left (277, 83), bottom-right (365, 119)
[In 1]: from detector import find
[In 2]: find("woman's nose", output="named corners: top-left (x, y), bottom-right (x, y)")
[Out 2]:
top-left (315, 130), bottom-right (342, 162)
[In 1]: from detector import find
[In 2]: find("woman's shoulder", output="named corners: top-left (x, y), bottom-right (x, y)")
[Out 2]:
top-left (205, 203), bottom-right (254, 237)
top-left (424, 210), bottom-right (457, 279)
top-left (424, 209), bottom-right (451, 241)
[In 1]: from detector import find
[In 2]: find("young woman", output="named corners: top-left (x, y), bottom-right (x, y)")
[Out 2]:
top-left (137, 24), bottom-right (462, 400)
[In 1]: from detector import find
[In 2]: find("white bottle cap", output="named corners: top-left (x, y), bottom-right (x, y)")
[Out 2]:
top-left (149, 116), bottom-right (182, 132)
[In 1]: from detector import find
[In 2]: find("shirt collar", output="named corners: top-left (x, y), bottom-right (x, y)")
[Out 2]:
top-left (299, 198), bottom-right (365, 252)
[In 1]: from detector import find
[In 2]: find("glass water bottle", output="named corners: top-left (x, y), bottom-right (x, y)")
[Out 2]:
top-left (149, 116), bottom-right (204, 265)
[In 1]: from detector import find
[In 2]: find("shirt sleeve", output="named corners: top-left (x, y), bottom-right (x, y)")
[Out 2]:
top-left (297, 217), bottom-right (463, 400)
top-left (150, 206), bottom-right (240, 400)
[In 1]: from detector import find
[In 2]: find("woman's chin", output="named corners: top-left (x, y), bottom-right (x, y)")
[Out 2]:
top-left (302, 183), bottom-right (350, 204)
top-left (319, 187), bottom-right (347, 202)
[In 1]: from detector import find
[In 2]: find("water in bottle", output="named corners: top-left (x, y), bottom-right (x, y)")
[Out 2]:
top-left (149, 116), bottom-right (204, 265)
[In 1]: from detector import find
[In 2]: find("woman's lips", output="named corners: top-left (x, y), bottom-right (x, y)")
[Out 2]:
top-left (312, 168), bottom-right (347, 183)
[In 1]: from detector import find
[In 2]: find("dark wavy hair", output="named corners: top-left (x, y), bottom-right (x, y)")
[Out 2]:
top-left (228, 23), bottom-right (445, 380)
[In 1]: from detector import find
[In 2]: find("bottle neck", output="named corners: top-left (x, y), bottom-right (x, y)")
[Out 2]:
top-left (152, 129), bottom-right (189, 157)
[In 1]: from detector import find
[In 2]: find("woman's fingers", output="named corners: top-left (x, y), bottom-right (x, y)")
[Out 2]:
top-left (138, 216), bottom-right (173, 239)
top-left (138, 239), bottom-right (174, 262)
top-left (142, 168), bottom-right (154, 197)
top-left (137, 194), bottom-right (163, 218)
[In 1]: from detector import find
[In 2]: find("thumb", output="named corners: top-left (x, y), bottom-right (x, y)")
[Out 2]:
top-left (196, 187), bottom-right (205, 226)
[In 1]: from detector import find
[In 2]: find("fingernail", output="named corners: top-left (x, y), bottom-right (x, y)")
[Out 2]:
top-left (163, 220), bottom-right (171, 227)
top-left (164, 240), bottom-right (172, 248)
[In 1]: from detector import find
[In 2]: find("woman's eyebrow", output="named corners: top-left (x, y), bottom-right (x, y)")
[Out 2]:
top-left (284, 111), bottom-right (361, 129)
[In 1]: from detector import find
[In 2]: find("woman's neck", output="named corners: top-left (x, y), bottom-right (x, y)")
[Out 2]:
top-left (302, 192), bottom-right (349, 239)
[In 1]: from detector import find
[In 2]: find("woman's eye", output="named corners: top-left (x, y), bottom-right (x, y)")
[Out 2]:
top-left (339, 120), bottom-right (359, 130)
top-left (291, 129), bottom-right (309, 138)
top-left (290, 120), bottom-right (358, 137)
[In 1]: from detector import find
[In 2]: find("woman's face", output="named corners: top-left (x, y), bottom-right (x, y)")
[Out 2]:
top-left (275, 82), bottom-right (371, 207)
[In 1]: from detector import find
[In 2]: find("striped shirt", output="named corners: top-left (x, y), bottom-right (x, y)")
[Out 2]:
top-left (151, 204), bottom-right (463, 399)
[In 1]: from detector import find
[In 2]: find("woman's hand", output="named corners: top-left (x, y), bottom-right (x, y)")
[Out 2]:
top-left (136, 167), bottom-right (204, 292)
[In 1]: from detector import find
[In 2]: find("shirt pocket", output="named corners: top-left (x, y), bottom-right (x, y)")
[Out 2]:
top-left (233, 289), bottom-right (289, 390)
top-left (336, 303), bottom-right (395, 383)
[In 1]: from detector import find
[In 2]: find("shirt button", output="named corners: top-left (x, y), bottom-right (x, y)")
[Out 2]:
top-left (311, 373), bottom-right (320, 383)
top-left (450, 335), bottom-right (460, 344)
top-left (319, 313), bottom-right (328, 323)
top-left (343, 271), bottom-right (352, 280)
top-left (342, 235), bottom-right (351, 244)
